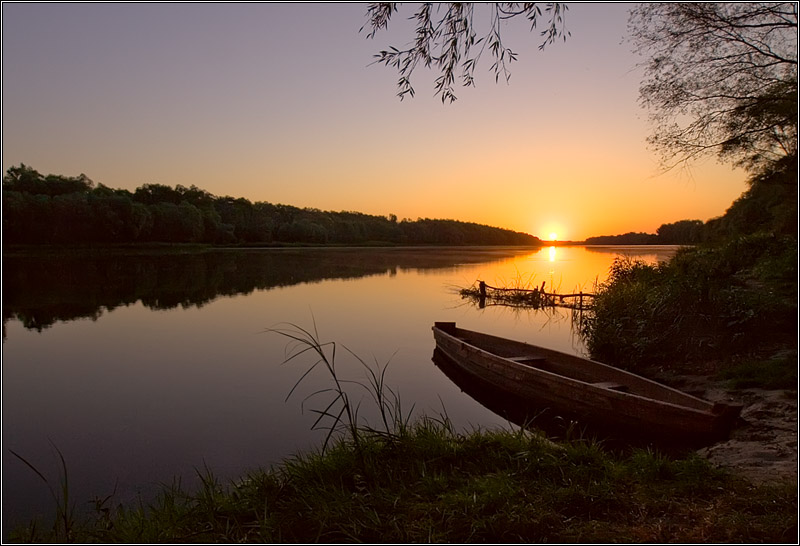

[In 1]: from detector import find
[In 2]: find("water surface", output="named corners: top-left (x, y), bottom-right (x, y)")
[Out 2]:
top-left (2, 245), bottom-right (678, 529)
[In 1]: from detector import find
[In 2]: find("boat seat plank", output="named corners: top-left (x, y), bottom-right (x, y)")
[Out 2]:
top-left (592, 381), bottom-right (629, 392)
top-left (508, 356), bottom-right (547, 363)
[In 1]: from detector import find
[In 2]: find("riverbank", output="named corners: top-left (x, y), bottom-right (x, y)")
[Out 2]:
top-left (649, 372), bottom-right (796, 487)
top-left (9, 413), bottom-right (796, 543)
top-left (580, 233), bottom-right (797, 489)
top-left (698, 382), bottom-right (797, 485)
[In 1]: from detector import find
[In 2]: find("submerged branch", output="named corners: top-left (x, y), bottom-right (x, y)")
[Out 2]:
top-left (459, 280), bottom-right (595, 311)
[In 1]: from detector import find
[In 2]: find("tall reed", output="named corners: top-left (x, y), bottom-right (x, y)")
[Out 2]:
top-left (9, 441), bottom-right (75, 542)
top-left (269, 319), bottom-right (414, 455)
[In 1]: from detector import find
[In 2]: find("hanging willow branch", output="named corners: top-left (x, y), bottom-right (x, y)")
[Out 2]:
top-left (362, 3), bottom-right (570, 102)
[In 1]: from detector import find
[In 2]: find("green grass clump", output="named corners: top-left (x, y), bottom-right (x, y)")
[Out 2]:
top-left (720, 350), bottom-right (798, 390)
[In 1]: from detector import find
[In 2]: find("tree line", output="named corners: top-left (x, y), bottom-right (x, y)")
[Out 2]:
top-left (2, 164), bottom-right (541, 246)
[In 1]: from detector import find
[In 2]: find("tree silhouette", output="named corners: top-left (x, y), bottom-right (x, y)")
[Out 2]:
top-left (628, 3), bottom-right (797, 172)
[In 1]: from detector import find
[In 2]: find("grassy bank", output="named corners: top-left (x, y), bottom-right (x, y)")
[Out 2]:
top-left (582, 233), bottom-right (797, 387)
top-left (11, 422), bottom-right (797, 543)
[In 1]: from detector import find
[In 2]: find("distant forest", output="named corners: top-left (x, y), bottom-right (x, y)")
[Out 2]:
top-left (584, 220), bottom-right (706, 245)
top-left (2, 165), bottom-right (540, 246)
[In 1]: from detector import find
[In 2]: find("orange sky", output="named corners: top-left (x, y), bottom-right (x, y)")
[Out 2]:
top-left (2, 3), bottom-right (748, 241)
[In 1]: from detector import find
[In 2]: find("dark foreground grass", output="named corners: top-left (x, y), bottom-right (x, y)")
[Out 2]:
top-left (11, 423), bottom-right (797, 543)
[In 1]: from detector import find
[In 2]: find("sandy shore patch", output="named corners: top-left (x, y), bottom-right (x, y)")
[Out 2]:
top-left (691, 381), bottom-right (797, 485)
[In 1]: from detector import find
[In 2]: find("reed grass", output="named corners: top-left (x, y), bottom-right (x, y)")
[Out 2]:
top-left (9, 440), bottom-right (75, 543)
top-left (269, 319), bottom-right (414, 455)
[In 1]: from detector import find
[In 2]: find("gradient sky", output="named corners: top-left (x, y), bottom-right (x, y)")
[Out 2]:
top-left (2, 2), bottom-right (748, 241)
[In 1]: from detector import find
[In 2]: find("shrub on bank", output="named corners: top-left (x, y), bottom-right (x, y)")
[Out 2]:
top-left (582, 233), bottom-right (797, 379)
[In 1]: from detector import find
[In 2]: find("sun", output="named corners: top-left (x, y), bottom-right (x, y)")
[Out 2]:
top-left (540, 223), bottom-right (566, 242)
top-left (537, 222), bottom-right (567, 241)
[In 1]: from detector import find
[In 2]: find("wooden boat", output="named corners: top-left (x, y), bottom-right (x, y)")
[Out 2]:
top-left (432, 322), bottom-right (743, 446)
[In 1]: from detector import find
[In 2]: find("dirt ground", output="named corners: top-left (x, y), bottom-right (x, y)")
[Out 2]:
top-left (680, 377), bottom-right (798, 485)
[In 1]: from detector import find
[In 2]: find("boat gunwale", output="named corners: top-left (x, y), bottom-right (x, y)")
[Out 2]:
top-left (432, 323), bottom-right (717, 416)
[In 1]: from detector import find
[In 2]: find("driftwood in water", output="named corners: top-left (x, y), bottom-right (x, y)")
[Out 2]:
top-left (460, 280), bottom-right (595, 310)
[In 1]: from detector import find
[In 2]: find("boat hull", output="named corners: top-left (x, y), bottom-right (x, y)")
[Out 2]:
top-left (433, 322), bottom-right (742, 447)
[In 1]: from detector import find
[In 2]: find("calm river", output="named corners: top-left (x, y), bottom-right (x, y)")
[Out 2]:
top-left (2, 245), bottom-right (678, 529)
